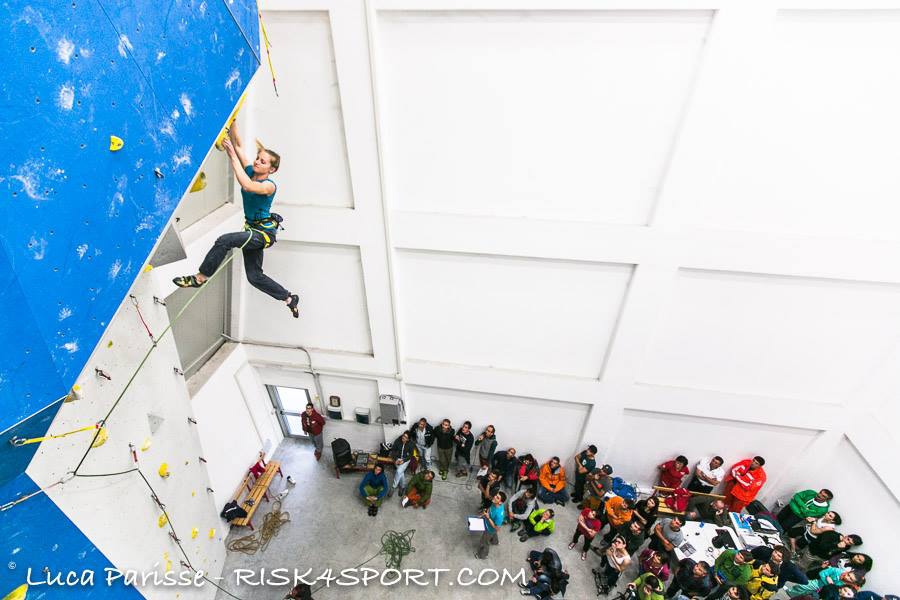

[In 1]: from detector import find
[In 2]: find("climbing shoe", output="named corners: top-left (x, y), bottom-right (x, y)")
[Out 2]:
top-left (287, 294), bottom-right (300, 318)
top-left (173, 275), bottom-right (204, 288)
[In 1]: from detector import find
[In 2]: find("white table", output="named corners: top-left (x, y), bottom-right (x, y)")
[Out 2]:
top-left (729, 512), bottom-right (783, 548)
top-left (674, 520), bottom-right (743, 565)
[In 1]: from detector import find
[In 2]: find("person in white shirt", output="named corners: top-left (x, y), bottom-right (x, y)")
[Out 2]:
top-left (687, 456), bottom-right (725, 494)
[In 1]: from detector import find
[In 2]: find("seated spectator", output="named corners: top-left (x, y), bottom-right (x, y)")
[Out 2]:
top-left (598, 534), bottom-right (632, 590)
top-left (790, 511), bottom-right (842, 552)
top-left (628, 574), bottom-right (665, 600)
top-left (747, 562), bottom-right (780, 600)
top-left (388, 431), bottom-right (416, 497)
top-left (568, 507), bottom-right (602, 561)
top-left (605, 495), bottom-right (635, 530)
top-left (478, 469), bottom-right (503, 511)
top-left (508, 487), bottom-right (538, 533)
top-left (806, 553), bottom-right (872, 580)
top-left (809, 532), bottom-right (863, 562)
top-left (581, 465), bottom-right (614, 511)
top-left (474, 425), bottom-right (497, 469)
top-left (665, 558), bottom-right (713, 598)
top-left (537, 457), bottom-right (569, 506)
top-left (685, 497), bottom-right (729, 526)
top-left (778, 489), bottom-right (834, 532)
top-left (572, 444), bottom-right (598, 503)
top-left (634, 495), bottom-right (659, 535)
top-left (519, 508), bottom-right (556, 542)
top-left (358, 464), bottom-right (388, 516)
top-left (751, 544), bottom-right (808, 589)
top-left (453, 421), bottom-right (475, 477)
top-left (433, 419), bottom-right (456, 480)
top-left (786, 569), bottom-right (865, 598)
top-left (515, 454), bottom-right (540, 492)
top-left (658, 455), bottom-right (690, 489)
top-left (401, 470), bottom-right (434, 509)
top-left (688, 456), bottom-right (725, 494)
top-left (724, 456), bottom-right (767, 513)
top-left (648, 515), bottom-right (684, 559)
top-left (711, 549), bottom-right (754, 595)
top-left (493, 447), bottom-right (519, 490)
top-left (638, 548), bottom-right (670, 582)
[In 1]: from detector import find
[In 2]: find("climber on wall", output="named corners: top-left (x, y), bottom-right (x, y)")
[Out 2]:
top-left (173, 119), bottom-right (300, 318)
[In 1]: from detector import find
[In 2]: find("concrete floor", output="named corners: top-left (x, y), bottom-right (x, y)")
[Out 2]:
top-left (214, 438), bottom-right (641, 599)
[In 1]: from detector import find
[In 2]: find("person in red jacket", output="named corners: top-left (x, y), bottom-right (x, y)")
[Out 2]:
top-left (301, 402), bottom-right (326, 461)
top-left (724, 456), bottom-right (766, 512)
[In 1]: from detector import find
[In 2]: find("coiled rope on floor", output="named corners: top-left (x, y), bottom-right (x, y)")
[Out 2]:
top-left (226, 500), bottom-right (291, 555)
top-left (378, 529), bottom-right (416, 570)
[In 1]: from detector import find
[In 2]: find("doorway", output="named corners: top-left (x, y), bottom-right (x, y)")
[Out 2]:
top-left (268, 385), bottom-right (312, 439)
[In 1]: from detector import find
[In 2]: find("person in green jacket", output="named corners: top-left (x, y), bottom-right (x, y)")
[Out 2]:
top-left (777, 488), bottom-right (833, 531)
top-left (628, 573), bottom-right (665, 600)
top-left (518, 508), bottom-right (555, 542)
top-left (711, 549), bottom-right (753, 596)
top-left (401, 470), bottom-right (434, 509)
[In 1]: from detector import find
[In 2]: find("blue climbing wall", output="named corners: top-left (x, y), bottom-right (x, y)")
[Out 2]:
top-left (0, 0), bottom-right (259, 596)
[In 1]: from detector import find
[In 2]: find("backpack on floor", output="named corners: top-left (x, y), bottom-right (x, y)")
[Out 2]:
top-left (220, 500), bottom-right (248, 521)
top-left (610, 477), bottom-right (637, 501)
top-left (331, 437), bottom-right (352, 469)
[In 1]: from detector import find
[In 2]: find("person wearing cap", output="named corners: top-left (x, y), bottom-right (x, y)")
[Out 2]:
top-left (724, 456), bottom-right (767, 513)
top-left (572, 445), bottom-right (598, 503)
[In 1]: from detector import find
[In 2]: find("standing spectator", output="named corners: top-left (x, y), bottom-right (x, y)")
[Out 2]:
top-left (724, 456), bottom-right (767, 513)
top-left (409, 418), bottom-right (435, 471)
top-left (300, 403), bottom-right (326, 461)
top-left (710, 549), bottom-right (754, 596)
top-left (658, 455), bottom-right (690, 489)
top-left (790, 511), bottom-right (842, 552)
top-left (806, 553), bottom-right (872, 580)
top-left (778, 489), bottom-right (834, 532)
top-left (508, 487), bottom-right (538, 532)
top-left (474, 425), bottom-right (497, 470)
top-left (786, 569), bottom-right (865, 598)
top-left (492, 447), bottom-right (520, 490)
top-left (648, 516), bottom-right (684, 560)
top-left (634, 495), bottom-right (660, 535)
top-left (433, 419), bottom-right (456, 480)
top-left (598, 517), bottom-right (646, 556)
top-left (475, 491), bottom-right (507, 559)
top-left (666, 558), bottom-right (713, 598)
top-left (388, 431), bottom-right (415, 497)
top-left (751, 544), bottom-right (808, 589)
top-left (537, 457), bottom-right (569, 506)
top-left (628, 574), bottom-right (665, 600)
top-left (605, 495), bottom-right (636, 530)
top-left (572, 445), bottom-right (598, 503)
top-left (568, 507), bottom-right (602, 561)
top-left (358, 464), bottom-right (388, 516)
top-left (581, 465), bottom-right (614, 511)
top-left (747, 562), bottom-right (780, 600)
top-left (519, 508), bottom-right (556, 542)
top-left (401, 470), bottom-right (434, 509)
top-left (478, 470), bottom-right (503, 510)
top-left (599, 535), bottom-right (633, 589)
top-left (453, 421), bottom-right (475, 477)
top-left (809, 533), bottom-right (863, 562)
top-left (516, 454), bottom-right (540, 492)
top-left (639, 549), bottom-right (671, 582)
top-left (688, 456), bottom-right (726, 494)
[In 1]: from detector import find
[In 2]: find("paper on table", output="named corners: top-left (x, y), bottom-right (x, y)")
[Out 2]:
top-left (468, 516), bottom-right (486, 532)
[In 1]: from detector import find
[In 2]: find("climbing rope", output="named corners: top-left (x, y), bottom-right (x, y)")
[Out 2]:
top-left (225, 500), bottom-right (291, 554)
top-left (258, 10), bottom-right (279, 96)
top-left (377, 529), bottom-right (416, 570)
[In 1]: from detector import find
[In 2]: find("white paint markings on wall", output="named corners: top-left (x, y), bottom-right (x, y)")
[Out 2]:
top-left (225, 69), bottom-right (240, 90)
top-left (61, 341), bottom-right (79, 354)
top-left (109, 259), bottom-right (122, 280)
top-left (28, 236), bottom-right (47, 260)
top-left (171, 108), bottom-right (180, 121)
top-left (59, 307), bottom-right (72, 321)
top-left (56, 38), bottom-right (74, 64)
top-left (58, 83), bottom-right (75, 110)
top-left (156, 51), bottom-right (166, 63)
top-left (171, 147), bottom-right (192, 170)
top-left (117, 34), bottom-right (133, 58)
top-left (159, 119), bottom-right (175, 138)
top-left (10, 160), bottom-right (46, 200)
top-left (108, 176), bottom-right (128, 217)
top-left (79, 47), bottom-right (91, 58)
top-left (76, 243), bottom-right (88, 259)
top-left (179, 93), bottom-right (193, 118)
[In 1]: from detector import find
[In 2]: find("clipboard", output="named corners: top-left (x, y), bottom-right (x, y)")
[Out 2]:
top-left (467, 515), bottom-right (486, 532)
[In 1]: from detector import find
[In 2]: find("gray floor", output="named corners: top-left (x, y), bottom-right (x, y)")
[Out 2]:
top-left (214, 438), bottom-right (641, 599)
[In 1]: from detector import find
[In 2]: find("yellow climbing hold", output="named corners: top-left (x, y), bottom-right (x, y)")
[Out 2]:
top-left (91, 426), bottom-right (109, 448)
top-left (107, 340), bottom-right (113, 348)
top-left (140, 438), bottom-right (152, 452)
top-left (64, 384), bottom-right (82, 403)
top-left (158, 514), bottom-right (168, 528)
top-left (2, 584), bottom-right (28, 600)
top-left (109, 135), bottom-right (124, 152)
top-left (158, 463), bottom-right (170, 478)
top-left (189, 171), bottom-right (207, 193)
top-left (208, 528), bottom-right (215, 539)
top-left (191, 527), bottom-right (199, 539)
top-left (143, 264), bottom-right (153, 273)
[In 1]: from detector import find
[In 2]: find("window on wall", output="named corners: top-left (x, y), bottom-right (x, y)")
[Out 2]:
top-left (172, 149), bottom-right (234, 231)
top-left (267, 386), bottom-right (312, 438)
top-left (166, 266), bottom-right (231, 378)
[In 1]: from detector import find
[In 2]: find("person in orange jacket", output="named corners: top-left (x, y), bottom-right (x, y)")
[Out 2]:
top-left (724, 456), bottom-right (766, 512)
top-left (538, 456), bottom-right (570, 506)
top-left (605, 495), bottom-right (636, 529)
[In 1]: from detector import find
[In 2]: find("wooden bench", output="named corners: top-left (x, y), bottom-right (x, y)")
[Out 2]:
top-left (335, 452), bottom-right (395, 479)
top-left (653, 485), bottom-right (726, 516)
top-left (230, 460), bottom-right (283, 530)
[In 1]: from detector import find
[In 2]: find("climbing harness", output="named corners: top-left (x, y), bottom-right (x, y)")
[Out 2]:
top-left (243, 212), bottom-right (283, 249)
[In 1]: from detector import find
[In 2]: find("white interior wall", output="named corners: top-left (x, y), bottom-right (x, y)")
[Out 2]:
top-left (148, 0), bottom-right (900, 589)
